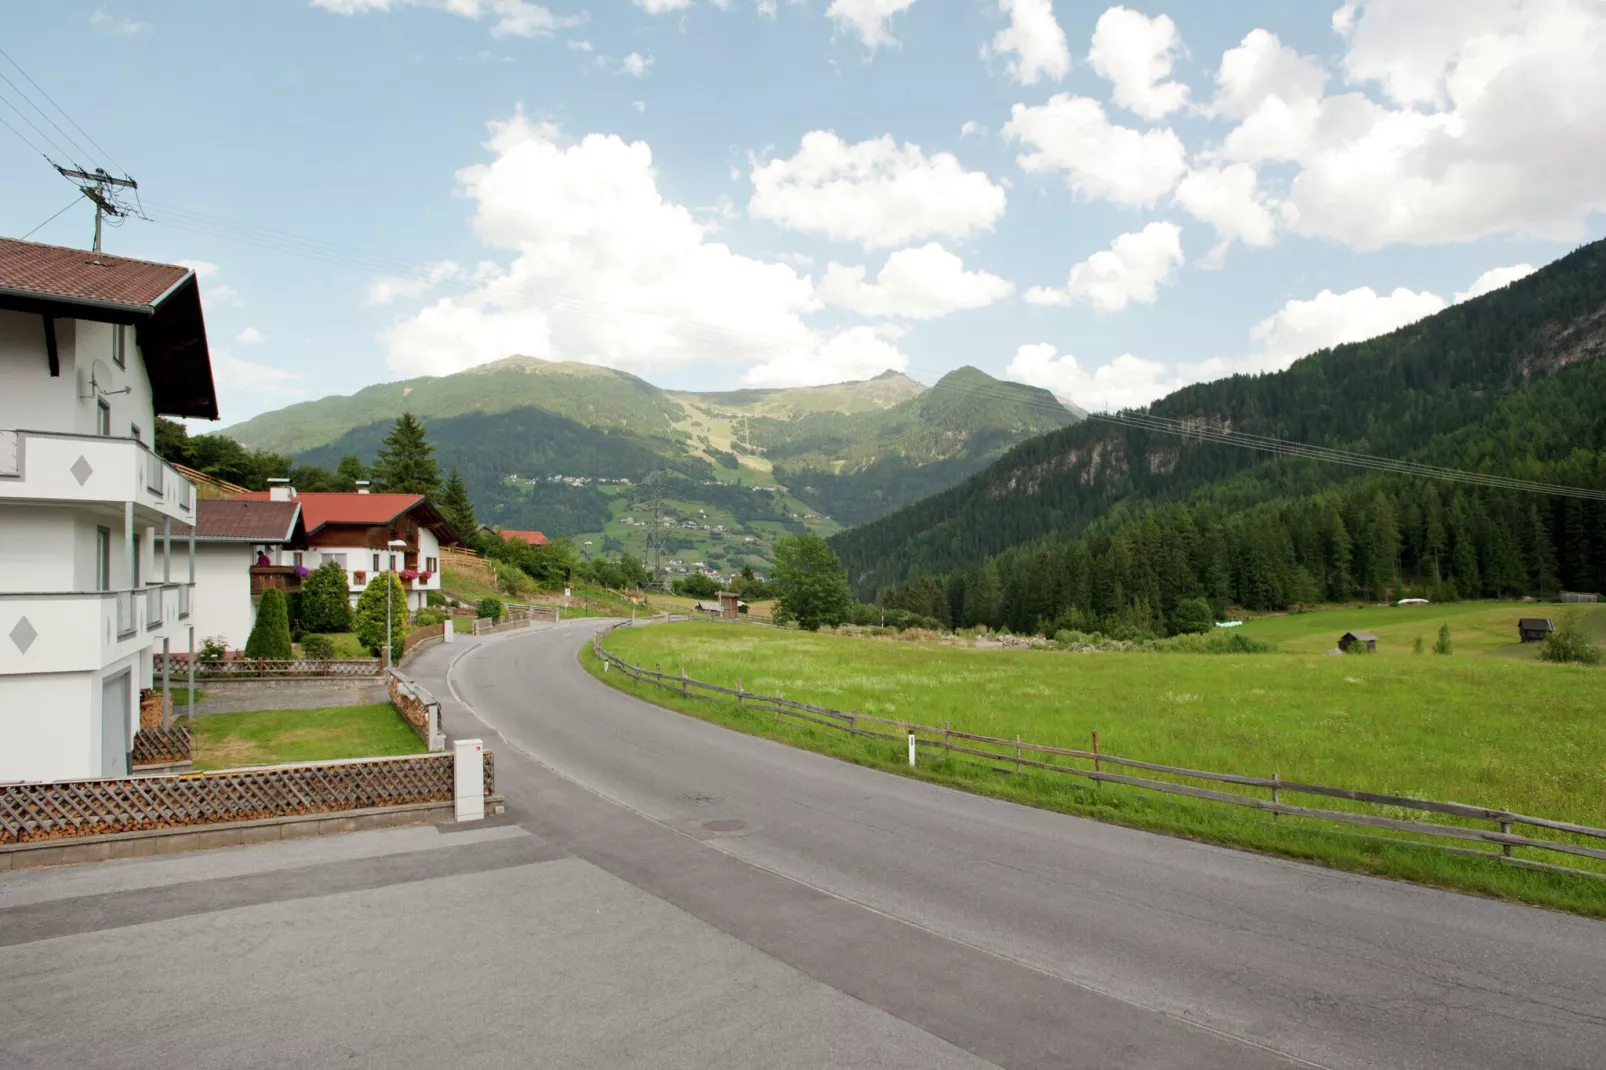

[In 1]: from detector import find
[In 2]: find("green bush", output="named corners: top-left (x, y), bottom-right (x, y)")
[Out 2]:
top-left (300, 560), bottom-right (354, 633)
top-left (1540, 618), bottom-right (1604, 666)
top-left (413, 609), bottom-right (443, 628)
top-left (301, 634), bottom-right (336, 660)
top-left (1434, 624), bottom-right (1453, 655)
top-left (1170, 597), bottom-right (1214, 635)
top-left (354, 573), bottom-right (408, 662)
top-left (244, 588), bottom-right (294, 659)
top-left (426, 590), bottom-right (446, 607)
top-left (1413, 637), bottom-right (1425, 655)
top-left (477, 596), bottom-right (503, 622)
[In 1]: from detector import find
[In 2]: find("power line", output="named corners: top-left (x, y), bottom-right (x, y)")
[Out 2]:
top-left (0, 44), bottom-right (127, 176)
top-left (0, 67), bottom-right (96, 171)
top-left (21, 196), bottom-right (81, 240)
top-left (0, 108), bottom-right (49, 158)
top-left (0, 89), bottom-right (82, 168)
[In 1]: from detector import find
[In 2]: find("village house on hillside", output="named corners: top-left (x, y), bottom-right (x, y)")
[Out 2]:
top-left (0, 238), bottom-right (217, 782)
top-left (173, 497), bottom-right (307, 651)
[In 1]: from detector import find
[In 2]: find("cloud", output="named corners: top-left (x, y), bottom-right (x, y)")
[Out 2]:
top-left (211, 352), bottom-right (304, 398)
top-left (234, 327), bottom-right (265, 345)
top-left (749, 131), bottom-right (1007, 249)
top-left (1024, 221), bottom-right (1183, 312)
top-left (176, 259), bottom-right (219, 279)
top-left (1006, 344), bottom-right (1185, 411)
top-left (635, 0), bottom-right (692, 10)
top-left (1246, 285), bottom-right (1448, 369)
top-left (632, 100), bottom-right (647, 113)
top-left (567, 38), bottom-right (593, 51)
top-left (1173, 162), bottom-right (1278, 258)
top-left (826, 0), bottom-right (918, 51)
top-left (1209, 0), bottom-right (1606, 250)
top-left (1087, 5), bottom-right (1191, 119)
top-left (1003, 94), bottom-right (1187, 207)
top-left (308, 0), bottom-right (579, 38)
top-left (380, 114), bottom-right (839, 382)
top-left (621, 51), bottom-right (653, 76)
top-left (819, 243), bottom-right (1013, 319)
top-left (987, 0), bottom-right (1070, 86)
top-left (177, 260), bottom-right (245, 307)
top-left (743, 324), bottom-right (909, 387)
top-left (1455, 263), bottom-right (1536, 303)
top-left (90, 10), bottom-right (150, 36)
top-left (960, 120), bottom-right (986, 138)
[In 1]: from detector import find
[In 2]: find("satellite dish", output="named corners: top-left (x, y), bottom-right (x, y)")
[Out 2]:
top-left (90, 359), bottom-right (115, 395)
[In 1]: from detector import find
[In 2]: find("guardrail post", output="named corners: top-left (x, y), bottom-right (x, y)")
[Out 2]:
top-left (681, 668), bottom-right (689, 695)
top-left (1015, 734), bottom-right (1022, 775)
top-left (736, 677), bottom-right (743, 705)
top-left (944, 720), bottom-right (951, 759)
top-left (454, 738), bottom-right (485, 822)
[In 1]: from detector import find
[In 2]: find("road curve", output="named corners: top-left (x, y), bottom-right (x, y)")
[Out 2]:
top-left (450, 620), bottom-right (1606, 1070)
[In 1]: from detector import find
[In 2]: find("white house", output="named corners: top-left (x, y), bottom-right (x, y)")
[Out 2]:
top-left (234, 486), bottom-right (457, 612)
top-left (175, 497), bottom-right (307, 651)
top-left (0, 237), bottom-right (217, 783)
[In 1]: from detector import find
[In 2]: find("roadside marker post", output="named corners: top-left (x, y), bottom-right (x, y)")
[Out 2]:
top-left (908, 731), bottom-right (916, 767)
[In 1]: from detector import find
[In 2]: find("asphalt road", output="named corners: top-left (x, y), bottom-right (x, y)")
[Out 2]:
top-left (445, 619), bottom-right (1606, 1070)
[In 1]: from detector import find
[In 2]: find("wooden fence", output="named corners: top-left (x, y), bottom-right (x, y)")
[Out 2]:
top-left (0, 752), bottom-right (496, 845)
top-left (131, 726), bottom-right (192, 766)
top-left (592, 624), bottom-right (1606, 879)
top-left (156, 653), bottom-right (383, 677)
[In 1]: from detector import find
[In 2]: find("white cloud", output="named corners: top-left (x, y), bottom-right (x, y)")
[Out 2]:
top-left (826, 0), bottom-right (918, 51)
top-left (987, 0), bottom-right (1070, 86)
top-left (749, 131), bottom-right (1007, 249)
top-left (381, 114), bottom-right (839, 382)
top-left (366, 259), bottom-right (481, 305)
top-left (176, 259), bottom-right (219, 279)
top-left (1213, 0), bottom-right (1606, 250)
top-left (1003, 94), bottom-right (1187, 207)
top-left (632, 100), bottom-right (647, 113)
top-left (235, 327), bottom-right (265, 345)
top-left (1024, 222), bottom-right (1183, 313)
top-left (177, 260), bottom-right (244, 307)
top-left (621, 51), bottom-right (653, 76)
top-left (1173, 163), bottom-right (1278, 258)
top-left (960, 120), bottom-right (986, 138)
top-left (211, 352), bottom-right (304, 398)
top-left (90, 10), bottom-right (150, 36)
top-left (567, 38), bottom-right (593, 51)
top-left (743, 324), bottom-right (909, 387)
top-left (819, 244), bottom-right (1013, 319)
top-left (635, 0), bottom-right (693, 11)
top-left (1087, 5), bottom-right (1191, 119)
top-left (1247, 285), bottom-right (1448, 369)
top-left (1006, 344), bottom-right (1185, 411)
top-left (309, 0), bottom-right (577, 38)
top-left (1455, 263), bottom-right (1536, 302)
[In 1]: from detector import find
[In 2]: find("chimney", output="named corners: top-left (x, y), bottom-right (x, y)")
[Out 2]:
top-left (267, 477), bottom-right (295, 502)
top-left (355, 480), bottom-right (371, 495)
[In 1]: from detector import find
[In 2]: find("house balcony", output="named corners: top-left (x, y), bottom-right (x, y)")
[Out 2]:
top-left (0, 583), bottom-right (194, 676)
top-left (250, 565), bottom-right (304, 598)
top-left (0, 429), bottom-right (195, 526)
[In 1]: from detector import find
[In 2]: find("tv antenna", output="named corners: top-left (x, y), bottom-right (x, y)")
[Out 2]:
top-left (53, 164), bottom-right (138, 258)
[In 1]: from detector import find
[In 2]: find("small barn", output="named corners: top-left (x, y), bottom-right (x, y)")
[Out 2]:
top-left (1517, 618), bottom-right (1555, 643)
top-left (717, 590), bottom-right (742, 620)
top-left (1337, 630), bottom-right (1377, 653)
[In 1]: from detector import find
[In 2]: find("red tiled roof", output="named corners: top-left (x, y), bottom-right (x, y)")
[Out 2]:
top-left (0, 237), bottom-right (191, 309)
top-left (172, 499), bottom-right (305, 542)
top-left (498, 528), bottom-right (548, 546)
top-left (234, 491), bottom-right (425, 531)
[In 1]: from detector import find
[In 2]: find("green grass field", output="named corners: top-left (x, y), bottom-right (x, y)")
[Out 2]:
top-left (187, 703), bottom-right (427, 770)
top-left (1236, 600), bottom-right (1606, 659)
top-left (592, 618), bottom-right (1606, 915)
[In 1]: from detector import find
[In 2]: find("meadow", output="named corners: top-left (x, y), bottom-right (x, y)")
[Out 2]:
top-left (593, 615), bottom-right (1606, 914)
top-left (1235, 600), bottom-right (1606, 659)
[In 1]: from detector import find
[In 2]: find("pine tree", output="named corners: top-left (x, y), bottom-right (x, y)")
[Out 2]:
top-left (335, 454), bottom-right (369, 492)
top-left (440, 467), bottom-right (478, 540)
top-left (371, 413), bottom-right (441, 496)
top-left (244, 588), bottom-right (293, 659)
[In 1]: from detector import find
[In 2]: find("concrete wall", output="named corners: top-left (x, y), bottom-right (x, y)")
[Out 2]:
top-left (190, 543), bottom-right (256, 651)
top-left (0, 644), bottom-right (145, 784)
top-left (0, 312), bottom-right (154, 440)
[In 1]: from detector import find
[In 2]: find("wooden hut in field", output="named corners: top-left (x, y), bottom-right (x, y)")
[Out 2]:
top-left (1517, 618), bottom-right (1555, 643)
top-left (1338, 630), bottom-right (1377, 653)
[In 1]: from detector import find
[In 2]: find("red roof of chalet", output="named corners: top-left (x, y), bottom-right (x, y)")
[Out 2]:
top-left (497, 528), bottom-right (548, 546)
top-left (0, 237), bottom-right (191, 308)
top-left (234, 491), bottom-right (457, 542)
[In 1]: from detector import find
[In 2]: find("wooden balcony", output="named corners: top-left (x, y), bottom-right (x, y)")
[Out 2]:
top-left (250, 565), bottom-right (303, 597)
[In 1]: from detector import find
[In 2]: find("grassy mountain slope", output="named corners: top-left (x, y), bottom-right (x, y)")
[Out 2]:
top-left (832, 238), bottom-right (1606, 595)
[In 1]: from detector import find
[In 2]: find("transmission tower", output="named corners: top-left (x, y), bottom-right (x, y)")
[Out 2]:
top-left (54, 165), bottom-right (138, 257)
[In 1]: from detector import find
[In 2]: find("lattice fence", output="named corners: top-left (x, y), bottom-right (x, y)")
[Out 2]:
top-left (131, 726), bottom-right (192, 766)
top-left (0, 752), bottom-right (494, 844)
top-left (156, 654), bottom-right (383, 677)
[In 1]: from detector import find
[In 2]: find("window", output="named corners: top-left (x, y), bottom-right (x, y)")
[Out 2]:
top-left (132, 535), bottom-right (141, 587)
top-left (111, 326), bottom-right (125, 369)
top-left (321, 552), bottom-right (347, 569)
top-left (96, 527), bottom-right (111, 591)
top-left (353, 570), bottom-right (367, 585)
top-left (97, 399), bottom-right (112, 437)
top-left (293, 551), bottom-right (303, 567)
top-left (372, 553), bottom-right (380, 572)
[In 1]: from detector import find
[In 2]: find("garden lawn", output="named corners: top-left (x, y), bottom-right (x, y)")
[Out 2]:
top-left (293, 632), bottom-right (368, 659)
top-left (593, 622), bottom-right (1606, 915)
top-left (187, 703), bottom-right (427, 770)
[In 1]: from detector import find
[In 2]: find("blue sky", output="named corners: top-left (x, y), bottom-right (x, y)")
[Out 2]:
top-left (4, 1), bottom-right (1603, 428)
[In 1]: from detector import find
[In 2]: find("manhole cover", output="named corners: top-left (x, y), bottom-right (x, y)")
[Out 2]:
top-left (702, 819), bottom-right (747, 833)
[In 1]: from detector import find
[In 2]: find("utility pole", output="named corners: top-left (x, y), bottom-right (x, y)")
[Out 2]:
top-left (54, 165), bottom-right (137, 258)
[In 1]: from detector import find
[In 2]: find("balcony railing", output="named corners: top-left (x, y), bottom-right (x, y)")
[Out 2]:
top-left (250, 565), bottom-right (304, 598)
top-left (144, 448), bottom-right (164, 494)
top-left (0, 430), bottom-right (17, 478)
top-left (116, 590), bottom-right (136, 638)
top-left (145, 586), bottom-right (164, 630)
top-left (0, 429), bottom-right (196, 521)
